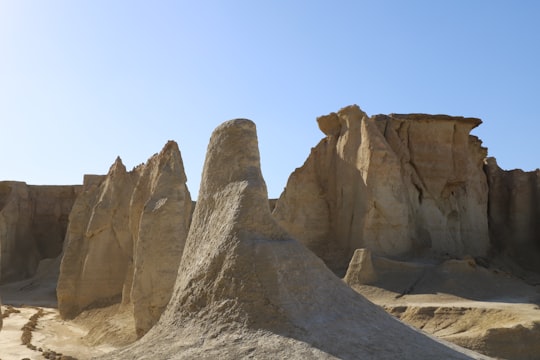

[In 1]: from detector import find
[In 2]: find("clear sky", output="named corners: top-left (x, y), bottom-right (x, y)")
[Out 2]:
top-left (1, 1), bottom-right (539, 198)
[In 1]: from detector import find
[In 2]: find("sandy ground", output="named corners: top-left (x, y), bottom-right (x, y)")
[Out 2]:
top-left (0, 259), bottom-right (123, 360)
top-left (1, 256), bottom-right (539, 359)
top-left (1, 306), bottom-right (44, 360)
top-left (364, 294), bottom-right (540, 359)
top-left (348, 257), bottom-right (540, 360)
top-left (0, 305), bottom-right (118, 360)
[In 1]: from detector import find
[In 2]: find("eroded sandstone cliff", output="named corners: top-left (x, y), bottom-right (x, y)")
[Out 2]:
top-left (273, 105), bottom-right (490, 273)
top-left (103, 119), bottom-right (484, 360)
top-left (57, 141), bottom-right (192, 336)
top-left (0, 182), bottom-right (80, 283)
top-left (485, 157), bottom-right (540, 272)
top-left (343, 248), bottom-right (540, 360)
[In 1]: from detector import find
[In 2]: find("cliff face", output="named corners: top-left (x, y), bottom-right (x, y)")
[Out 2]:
top-left (485, 158), bottom-right (540, 272)
top-left (57, 141), bottom-right (192, 337)
top-left (105, 119), bottom-right (478, 360)
top-left (0, 181), bottom-right (80, 283)
top-left (273, 105), bottom-right (490, 272)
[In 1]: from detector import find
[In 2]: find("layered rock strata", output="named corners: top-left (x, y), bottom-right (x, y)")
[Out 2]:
top-left (484, 158), bottom-right (540, 272)
top-left (104, 119), bottom-right (486, 360)
top-left (273, 105), bottom-right (490, 272)
top-left (344, 248), bottom-right (540, 360)
top-left (0, 182), bottom-right (80, 283)
top-left (57, 141), bottom-right (192, 336)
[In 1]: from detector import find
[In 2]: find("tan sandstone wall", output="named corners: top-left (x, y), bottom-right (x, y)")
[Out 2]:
top-left (104, 118), bottom-right (481, 360)
top-left (485, 158), bottom-right (540, 272)
top-left (0, 181), bottom-right (80, 283)
top-left (273, 105), bottom-right (490, 273)
top-left (57, 141), bottom-right (192, 337)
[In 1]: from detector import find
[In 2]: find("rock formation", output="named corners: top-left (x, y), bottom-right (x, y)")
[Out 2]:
top-left (104, 119), bottom-right (486, 360)
top-left (344, 248), bottom-right (540, 359)
top-left (343, 248), bottom-right (378, 285)
top-left (344, 248), bottom-right (538, 301)
top-left (484, 158), bottom-right (540, 272)
top-left (57, 141), bottom-right (192, 336)
top-left (0, 181), bottom-right (80, 283)
top-left (273, 105), bottom-right (490, 273)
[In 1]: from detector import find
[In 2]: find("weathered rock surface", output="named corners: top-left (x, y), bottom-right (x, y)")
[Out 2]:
top-left (345, 249), bottom-right (538, 301)
top-left (344, 249), bottom-right (540, 360)
top-left (273, 105), bottom-right (490, 273)
top-left (0, 181), bottom-right (80, 283)
top-left (104, 119), bottom-right (486, 360)
top-left (484, 157), bottom-right (540, 272)
top-left (343, 248), bottom-right (378, 285)
top-left (0, 256), bottom-right (61, 307)
top-left (57, 141), bottom-right (192, 336)
top-left (388, 304), bottom-right (540, 360)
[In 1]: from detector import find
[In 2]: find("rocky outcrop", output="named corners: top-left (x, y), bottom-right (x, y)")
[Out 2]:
top-left (273, 105), bottom-right (490, 273)
top-left (344, 249), bottom-right (540, 360)
top-left (343, 248), bottom-right (378, 286)
top-left (0, 181), bottom-right (80, 283)
top-left (484, 158), bottom-right (540, 272)
top-left (57, 141), bottom-right (192, 336)
top-left (344, 249), bottom-right (538, 301)
top-left (104, 119), bottom-right (485, 360)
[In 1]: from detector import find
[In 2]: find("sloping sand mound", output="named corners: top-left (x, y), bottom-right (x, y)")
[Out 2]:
top-left (345, 249), bottom-right (540, 359)
top-left (0, 257), bottom-right (126, 359)
top-left (0, 257), bottom-right (60, 308)
top-left (103, 119), bottom-right (488, 359)
top-left (0, 303), bottom-right (120, 360)
top-left (384, 304), bottom-right (540, 360)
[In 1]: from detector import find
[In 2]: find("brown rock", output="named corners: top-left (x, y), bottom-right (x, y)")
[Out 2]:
top-left (316, 112), bottom-right (341, 136)
top-left (57, 141), bottom-right (192, 337)
top-left (129, 141), bottom-right (192, 336)
top-left (273, 105), bottom-right (490, 273)
top-left (380, 112), bottom-right (489, 256)
top-left (57, 159), bottom-right (133, 319)
top-left (344, 251), bottom-right (540, 359)
top-left (484, 157), bottom-right (540, 272)
top-left (0, 181), bottom-right (80, 283)
top-left (103, 118), bottom-right (484, 359)
top-left (343, 248), bottom-right (377, 285)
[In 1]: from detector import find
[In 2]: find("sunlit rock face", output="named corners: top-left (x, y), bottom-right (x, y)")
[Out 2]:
top-left (57, 141), bottom-right (192, 337)
top-left (0, 181), bottom-right (80, 283)
top-left (102, 118), bottom-right (479, 360)
top-left (273, 105), bottom-right (490, 273)
top-left (485, 158), bottom-right (540, 272)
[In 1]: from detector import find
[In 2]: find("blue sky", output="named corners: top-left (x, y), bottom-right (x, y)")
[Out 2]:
top-left (1, 1), bottom-right (539, 198)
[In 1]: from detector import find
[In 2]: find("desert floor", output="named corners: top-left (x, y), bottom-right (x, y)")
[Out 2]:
top-left (1, 257), bottom-right (539, 360)
top-left (0, 259), bottom-right (131, 360)
top-left (347, 256), bottom-right (540, 360)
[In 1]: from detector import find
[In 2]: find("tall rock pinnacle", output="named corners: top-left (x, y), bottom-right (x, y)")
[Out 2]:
top-left (104, 119), bottom-right (485, 359)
